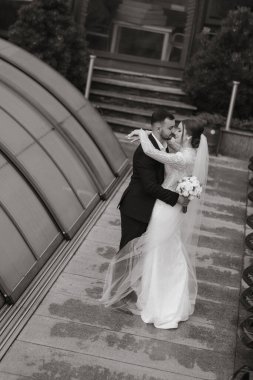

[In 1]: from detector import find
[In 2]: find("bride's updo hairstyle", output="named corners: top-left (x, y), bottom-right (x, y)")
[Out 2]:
top-left (182, 119), bottom-right (205, 149)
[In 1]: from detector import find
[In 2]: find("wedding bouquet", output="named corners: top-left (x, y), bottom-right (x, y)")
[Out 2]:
top-left (176, 176), bottom-right (202, 213)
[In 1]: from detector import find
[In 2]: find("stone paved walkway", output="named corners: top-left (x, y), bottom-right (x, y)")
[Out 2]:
top-left (0, 150), bottom-right (251, 380)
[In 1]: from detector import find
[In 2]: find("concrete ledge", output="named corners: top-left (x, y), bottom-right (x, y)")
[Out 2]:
top-left (219, 128), bottom-right (253, 160)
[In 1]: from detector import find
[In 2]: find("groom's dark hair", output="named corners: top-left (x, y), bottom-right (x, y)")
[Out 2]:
top-left (151, 109), bottom-right (175, 125)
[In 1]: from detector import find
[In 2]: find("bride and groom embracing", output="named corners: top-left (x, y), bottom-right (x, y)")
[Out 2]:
top-left (101, 109), bottom-right (209, 330)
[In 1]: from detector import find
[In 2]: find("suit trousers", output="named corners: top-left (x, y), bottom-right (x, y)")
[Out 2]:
top-left (119, 210), bottom-right (148, 250)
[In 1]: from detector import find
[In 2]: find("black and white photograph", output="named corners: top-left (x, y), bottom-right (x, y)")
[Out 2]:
top-left (0, 0), bottom-right (252, 379)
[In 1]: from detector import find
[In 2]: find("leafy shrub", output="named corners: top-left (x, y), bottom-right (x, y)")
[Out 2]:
top-left (8, 0), bottom-right (88, 92)
top-left (184, 7), bottom-right (253, 119)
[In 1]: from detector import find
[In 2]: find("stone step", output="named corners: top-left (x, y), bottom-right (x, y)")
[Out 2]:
top-left (91, 66), bottom-right (196, 133)
top-left (93, 102), bottom-right (187, 124)
top-left (94, 66), bottom-right (183, 81)
top-left (105, 115), bottom-right (151, 133)
top-left (94, 66), bottom-right (183, 88)
top-left (92, 76), bottom-right (184, 95)
top-left (92, 83), bottom-right (188, 104)
top-left (95, 56), bottom-right (184, 77)
top-left (90, 89), bottom-right (196, 114)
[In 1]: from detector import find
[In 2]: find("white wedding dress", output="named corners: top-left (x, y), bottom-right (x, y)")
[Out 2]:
top-left (101, 131), bottom-right (207, 329)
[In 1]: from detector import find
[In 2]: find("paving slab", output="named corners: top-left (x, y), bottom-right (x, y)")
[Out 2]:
top-left (35, 286), bottom-right (236, 354)
top-left (0, 374), bottom-right (28, 380)
top-left (64, 239), bottom-right (242, 286)
top-left (87, 225), bottom-right (121, 245)
top-left (193, 298), bottom-right (238, 328)
top-left (64, 240), bottom-right (117, 279)
top-left (17, 314), bottom-right (233, 379)
top-left (41, 271), bottom-right (239, 329)
top-left (0, 152), bottom-right (249, 380)
top-left (0, 341), bottom-right (199, 380)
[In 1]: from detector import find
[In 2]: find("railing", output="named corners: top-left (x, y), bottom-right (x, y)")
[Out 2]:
top-left (225, 81), bottom-right (240, 130)
top-left (84, 54), bottom-right (96, 99)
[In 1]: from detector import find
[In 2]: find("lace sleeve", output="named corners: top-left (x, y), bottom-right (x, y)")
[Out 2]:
top-left (139, 129), bottom-right (186, 169)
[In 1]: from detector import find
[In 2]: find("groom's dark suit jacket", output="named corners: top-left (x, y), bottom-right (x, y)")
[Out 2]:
top-left (119, 134), bottom-right (179, 224)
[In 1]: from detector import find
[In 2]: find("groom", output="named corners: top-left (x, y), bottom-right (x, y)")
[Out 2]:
top-left (118, 109), bottom-right (188, 250)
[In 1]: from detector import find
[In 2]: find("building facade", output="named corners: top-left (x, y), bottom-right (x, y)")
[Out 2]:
top-left (2, 0), bottom-right (252, 72)
top-left (82, 0), bottom-right (252, 72)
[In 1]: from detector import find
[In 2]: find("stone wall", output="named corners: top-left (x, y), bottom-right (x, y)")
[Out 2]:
top-left (219, 129), bottom-right (253, 160)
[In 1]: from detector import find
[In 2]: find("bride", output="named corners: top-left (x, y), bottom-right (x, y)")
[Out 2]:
top-left (101, 119), bottom-right (209, 329)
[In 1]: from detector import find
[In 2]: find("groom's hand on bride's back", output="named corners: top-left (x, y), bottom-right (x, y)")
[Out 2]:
top-left (177, 196), bottom-right (189, 206)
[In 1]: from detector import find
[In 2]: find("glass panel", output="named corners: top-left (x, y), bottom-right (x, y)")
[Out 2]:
top-left (0, 59), bottom-right (69, 123)
top-left (85, 0), bottom-right (121, 51)
top-left (62, 115), bottom-right (115, 188)
top-left (0, 46), bottom-right (84, 110)
top-left (118, 28), bottom-right (163, 59)
top-left (0, 162), bottom-right (62, 257)
top-left (0, 106), bottom-right (95, 211)
top-left (0, 39), bottom-right (9, 49)
top-left (0, 155), bottom-right (7, 169)
top-left (0, 42), bottom-right (128, 180)
top-left (109, 0), bottom-right (187, 63)
top-left (86, 30), bottom-right (110, 51)
top-left (0, 108), bottom-right (34, 154)
top-left (18, 144), bottom-right (84, 232)
top-left (77, 103), bottom-right (127, 175)
top-left (0, 84), bottom-right (50, 138)
top-left (40, 131), bottom-right (97, 207)
top-left (0, 208), bottom-right (36, 293)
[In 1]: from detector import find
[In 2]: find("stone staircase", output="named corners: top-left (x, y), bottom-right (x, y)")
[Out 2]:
top-left (89, 66), bottom-right (197, 134)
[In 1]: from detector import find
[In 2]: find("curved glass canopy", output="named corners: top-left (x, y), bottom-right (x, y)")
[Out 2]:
top-left (0, 38), bottom-right (128, 305)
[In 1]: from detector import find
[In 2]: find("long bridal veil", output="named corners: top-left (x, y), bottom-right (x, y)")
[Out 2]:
top-left (183, 134), bottom-right (209, 251)
top-left (101, 233), bottom-right (148, 313)
top-left (181, 134), bottom-right (209, 305)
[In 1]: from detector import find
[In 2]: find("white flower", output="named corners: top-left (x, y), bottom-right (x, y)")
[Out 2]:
top-left (176, 176), bottom-right (202, 200)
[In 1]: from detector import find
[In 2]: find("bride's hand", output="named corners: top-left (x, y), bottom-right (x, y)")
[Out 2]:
top-left (167, 136), bottom-right (181, 152)
top-left (177, 195), bottom-right (190, 206)
top-left (127, 129), bottom-right (151, 142)
top-left (127, 129), bottom-right (142, 143)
